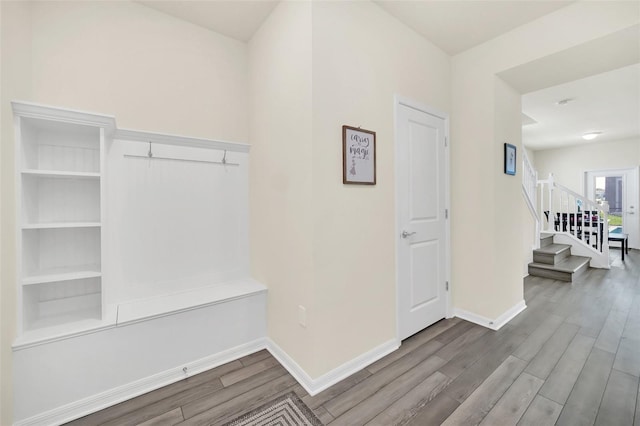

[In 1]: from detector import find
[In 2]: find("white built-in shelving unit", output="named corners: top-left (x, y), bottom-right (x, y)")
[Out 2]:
top-left (13, 102), bottom-right (116, 338)
top-left (12, 102), bottom-right (267, 426)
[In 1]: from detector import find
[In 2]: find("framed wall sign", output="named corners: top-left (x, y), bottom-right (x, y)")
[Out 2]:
top-left (504, 143), bottom-right (516, 176)
top-left (343, 125), bottom-right (376, 185)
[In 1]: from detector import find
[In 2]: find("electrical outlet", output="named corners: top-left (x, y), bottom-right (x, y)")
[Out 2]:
top-left (298, 305), bottom-right (307, 328)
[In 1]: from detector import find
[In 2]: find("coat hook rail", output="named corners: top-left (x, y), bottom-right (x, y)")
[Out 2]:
top-left (124, 153), bottom-right (239, 166)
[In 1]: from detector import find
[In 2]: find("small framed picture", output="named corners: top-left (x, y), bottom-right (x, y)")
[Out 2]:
top-left (343, 125), bottom-right (376, 185)
top-left (504, 143), bottom-right (516, 176)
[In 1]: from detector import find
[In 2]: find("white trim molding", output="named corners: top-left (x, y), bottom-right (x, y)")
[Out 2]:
top-left (11, 101), bottom-right (116, 133)
top-left (14, 339), bottom-right (266, 426)
top-left (266, 338), bottom-right (399, 396)
top-left (115, 128), bottom-right (250, 152)
top-left (454, 300), bottom-right (526, 331)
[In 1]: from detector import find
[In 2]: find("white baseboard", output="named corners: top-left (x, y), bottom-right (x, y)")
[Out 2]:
top-left (454, 300), bottom-right (526, 331)
top-left (15, 338), bottom-right (266, 426)
top-left (266, 337), bottom-right (398, 396)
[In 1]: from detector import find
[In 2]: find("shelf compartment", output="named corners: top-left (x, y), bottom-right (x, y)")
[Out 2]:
top-left (22, 265), bottom-right (101, 286)
top-left (23, 277), bottom-right (102, 332)
top-left (22, 227), bottom-right (101, 277)
top-left (20, 118), bottom-right (101, 173)
top-left (22, 174), bottom-right (100, 224)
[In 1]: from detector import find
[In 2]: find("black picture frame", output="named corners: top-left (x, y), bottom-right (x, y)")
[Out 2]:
top-left (504, 143), bottom-right (516, 176)
top-left (342, 125), bottom-right (376, 185)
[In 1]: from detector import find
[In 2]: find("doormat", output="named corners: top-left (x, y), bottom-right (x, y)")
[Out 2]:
top-left (223, 391), bottom-right (323, 426)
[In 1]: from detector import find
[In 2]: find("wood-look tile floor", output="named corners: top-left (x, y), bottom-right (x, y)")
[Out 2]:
top-left (67, 249), bottom-right (640, 426)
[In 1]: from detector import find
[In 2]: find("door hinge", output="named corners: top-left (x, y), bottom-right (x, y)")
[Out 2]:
top-left (446, 281), bottom-right (449, 291)
top-left (445, 209), bottom-right (449, 219)
top-left (445, 137), bottom-right (448, 147)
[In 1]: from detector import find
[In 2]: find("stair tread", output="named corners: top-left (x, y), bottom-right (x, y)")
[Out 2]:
top-left (529, 255), bottom-right (590, 273)
top-left (533, 243), bottom-right (572, 256)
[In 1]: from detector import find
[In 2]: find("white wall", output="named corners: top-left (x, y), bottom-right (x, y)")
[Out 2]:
top-left (1, 1), bottom-right (249, 422)
top-left (310, 0), bottom-right (450, 377)
top-left (451, 1), bottom-right (639, 320)
top-left (523, 148), bottom-right (537, 276)
top-left (534, 138), bottom-right (640, 194)
top-left (534, 138), bottom-right (640, 248)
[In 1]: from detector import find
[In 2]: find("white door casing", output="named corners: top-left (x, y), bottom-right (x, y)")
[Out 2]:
top-left (396, 97), bottom-right (450, 341)
top-left (585, 167), bottom-right (640, 249)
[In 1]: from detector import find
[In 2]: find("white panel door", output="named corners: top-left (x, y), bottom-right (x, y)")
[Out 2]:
top-left (397, 102), bottom-right (448, 340)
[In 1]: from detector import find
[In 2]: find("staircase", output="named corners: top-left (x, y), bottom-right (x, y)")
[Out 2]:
top-left (528, 233), bottom-right (591, 282)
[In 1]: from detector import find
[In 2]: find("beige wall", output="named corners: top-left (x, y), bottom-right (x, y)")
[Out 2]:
top-left (310, 0), bottom-right (450, 376)
top-left (249, 0), bottom-right (451, 379)
top-left (0, 3), bottom-right (3, 422)
top-left (248, 0), bottom-right (316, 374)
top-left (1, 1), bottom-right (249, 422)
top-left (493, 78), bottom-right (526, 300)
top-left (3, 1), bottom-right (639, 422)
top-left (29, 1), bottom-right (248, 140)
top-left (1, 2), bottom-right (33, 423)
top-left (451, 1), bottom-right (639, 319)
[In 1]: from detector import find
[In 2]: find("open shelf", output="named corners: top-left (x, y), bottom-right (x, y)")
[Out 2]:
top-left (23, 277), bottom-right (102, 332)
top-left (22, 169), bottom-right (100, 179)
top-left (13, 102), bottom-right (114, 343)
top-left (23, 265), bottom-right (102, 286)
top-left (20, 118), bottom-right (101, 173)
top-left (22, 173), bottom-right (100, 225)
top-left (22, 222), bottom-right (101, 230)
top-left (22, 227), bottom-right (101, 277)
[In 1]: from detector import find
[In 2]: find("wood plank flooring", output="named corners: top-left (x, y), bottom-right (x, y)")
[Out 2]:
top-left (67, 249), bottom-right (640, 425)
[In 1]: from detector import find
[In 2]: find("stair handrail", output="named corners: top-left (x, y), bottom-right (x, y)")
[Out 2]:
top-left (538, 173), bottom-right (610, 267)
top-left (522, 149), bottom-right (539, 221)
top-left (522, 149), bottom-right (540, 248)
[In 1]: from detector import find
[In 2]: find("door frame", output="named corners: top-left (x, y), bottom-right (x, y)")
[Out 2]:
top-left (394, 95), bottom-right (452, 345)
top-left (585, 166), bottom-right (640, 248)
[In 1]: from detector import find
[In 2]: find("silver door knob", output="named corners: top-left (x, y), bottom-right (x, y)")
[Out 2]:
top-left (401, 230), bottom-right (416, 238)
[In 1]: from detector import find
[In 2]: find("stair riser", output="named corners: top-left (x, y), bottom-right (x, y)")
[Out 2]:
top-left (540, 236), bottom-right (554, 248)
top-left (572, 261), bottom-right (590, 280)
top-left (528, 258), bottom-right (590, 282)
top-left (533, 249), bottom-right (570, 265)
top-left (528, 266), bottom-right (572, 282)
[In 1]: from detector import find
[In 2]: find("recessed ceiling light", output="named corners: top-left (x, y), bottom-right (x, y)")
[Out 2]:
top-left (582, 132), bottom-right (602, 140)
top-left (556, 98), bottom-right (574, 106)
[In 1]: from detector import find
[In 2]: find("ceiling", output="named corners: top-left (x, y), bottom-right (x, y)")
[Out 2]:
top-left (137, 0), bottom-right (573, 54)
top-left (135, 1), bottom-right (638, 152)
top-left (136, 1), bottom-right (279, 42)
top-left (522, 63), bottom-right (640, 151)
top-left (373, 1), bottom-right (573, 55)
